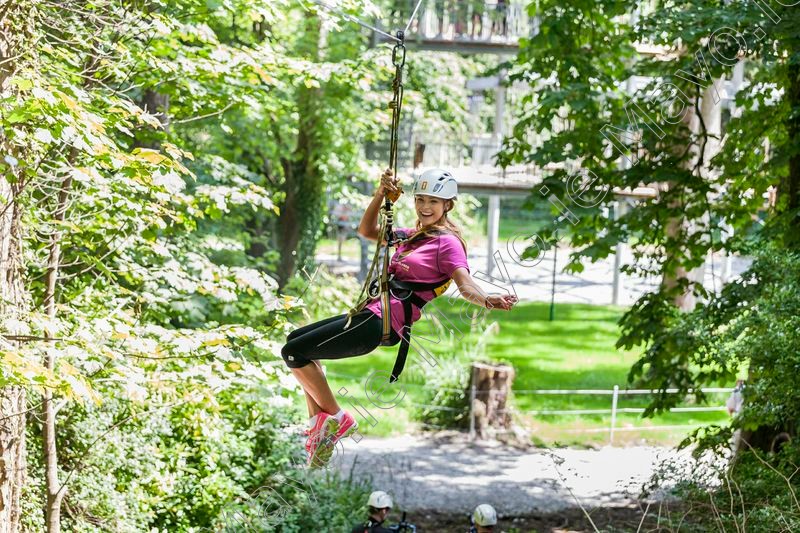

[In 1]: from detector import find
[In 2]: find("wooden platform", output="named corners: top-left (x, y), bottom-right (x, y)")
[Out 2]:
top-left (379, 35), bottom-right (520, 54)
top-left (444, 165), bottom-right (657, 199)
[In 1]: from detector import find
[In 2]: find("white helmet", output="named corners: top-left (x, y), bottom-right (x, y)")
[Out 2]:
top-left (367, 490), bottom-right (393, 509)
top-left (472, 504), bottom-right (497, 526)
top-left (412, 168), bottom-right (458, 199)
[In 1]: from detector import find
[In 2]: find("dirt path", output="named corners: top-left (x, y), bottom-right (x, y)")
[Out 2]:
top-left (410, 507), bottom-right (665, 533)
top-left (334, 432), bottom-right (704, 519)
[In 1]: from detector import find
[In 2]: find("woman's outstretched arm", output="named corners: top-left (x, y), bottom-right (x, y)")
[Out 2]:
top-left (451, 267), bottom-right (518, 310)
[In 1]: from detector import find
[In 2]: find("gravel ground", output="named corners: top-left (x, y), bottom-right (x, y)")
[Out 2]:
top-left (410, 506), bottom-right (666, 533)
top-left (332, 431), bottom-right (714, 519)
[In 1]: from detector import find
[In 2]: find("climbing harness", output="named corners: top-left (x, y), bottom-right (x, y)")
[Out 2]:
top-left (385, 274), bottom-right (451, 382)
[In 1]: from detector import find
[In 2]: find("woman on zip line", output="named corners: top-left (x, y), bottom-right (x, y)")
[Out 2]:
top-left (280, 167), bottom-right (518, 467)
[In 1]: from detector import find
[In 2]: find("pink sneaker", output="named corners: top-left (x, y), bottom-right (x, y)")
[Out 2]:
top-left (332, 410), bottom-right (358, 443)
top-left (305, 413), bottom-right (338, 468)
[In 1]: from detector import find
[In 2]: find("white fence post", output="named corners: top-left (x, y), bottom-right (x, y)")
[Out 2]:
top-left (486, 194), bottom-right (500, 279)
top-left (609, 385), bottom-right (619, 444)
top-left (469, 382), bottom-right (477, 441)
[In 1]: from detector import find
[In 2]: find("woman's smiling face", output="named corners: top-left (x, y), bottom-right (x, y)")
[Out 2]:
top-left (415, 194), bottom-right (448, 226)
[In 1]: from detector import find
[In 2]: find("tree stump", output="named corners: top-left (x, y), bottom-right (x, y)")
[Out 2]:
top-left (470, 362), bottom-right (515, 440)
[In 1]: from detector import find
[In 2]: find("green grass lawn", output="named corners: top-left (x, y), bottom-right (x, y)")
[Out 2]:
top-left (495, 216), bottom-right (547, 241)
top-left (298, 297), bottom-right (733, 448)
top-left (316, 237), bottom-right (361, 259)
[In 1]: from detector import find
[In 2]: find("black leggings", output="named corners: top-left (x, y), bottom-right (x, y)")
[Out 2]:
top-left (281, 309), bottom-right (400, 369)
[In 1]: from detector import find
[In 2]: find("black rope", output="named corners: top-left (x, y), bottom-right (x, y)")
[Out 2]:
top-left (345, 30), bottom-right (408, 337)
top-left (375, 31), bottom-right (407, 342)
top-left (385, 30), bottom-right (406, 245)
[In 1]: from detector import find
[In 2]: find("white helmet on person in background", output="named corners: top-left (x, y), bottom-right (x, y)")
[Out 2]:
top-left (367, 490), bottom-right (393, 509)
top-left (472, 503), bottom-right (497, 526)
top-left (412, 168), bottom-right (458, 199)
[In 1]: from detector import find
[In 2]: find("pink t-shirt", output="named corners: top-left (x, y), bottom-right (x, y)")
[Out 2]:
top-left (365, 228), bottom-right (470, 337)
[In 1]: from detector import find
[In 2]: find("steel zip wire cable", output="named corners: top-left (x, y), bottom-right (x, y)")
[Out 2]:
top-left (302, 0), bottom-right (401, 42)
top-left (404, 0), bottom-right (425, 34)
top-left (303, 0), bottom-right (426, 41)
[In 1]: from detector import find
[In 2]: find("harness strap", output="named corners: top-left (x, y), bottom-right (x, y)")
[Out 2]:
top-left (387, 276), bottom-right (451, 383)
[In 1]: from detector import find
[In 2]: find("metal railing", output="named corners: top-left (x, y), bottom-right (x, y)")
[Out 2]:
top-left (382, 1), bottom-right (534, 44)
top-left (364, 137), bottom-right (506, 170)
top-left (419, 139), bottom-right (501, 168)
top-left (380, 1), bottom-right (661, 47)
top-left (471, 384), bottom-right (734, 444)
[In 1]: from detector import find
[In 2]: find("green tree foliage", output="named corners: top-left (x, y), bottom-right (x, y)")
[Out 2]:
top-left (2, 0), bottom-right (489, 528)
top-left (504, 0), bottom-right (800, 527)
top-left (0, 0), bottom-right (410, 530)
top-left (504, 0), bottom-right (799, 412)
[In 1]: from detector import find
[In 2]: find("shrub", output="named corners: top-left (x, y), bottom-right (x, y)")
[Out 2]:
top-left (414, 311), bottom-right (500, 430)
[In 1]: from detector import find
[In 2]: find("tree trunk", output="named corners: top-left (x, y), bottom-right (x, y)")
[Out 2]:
top-left (782, 61), bottom-right (800, 249)
top-left (41, 174), bottom-right (73, 533)
top-left (0, 389), bottom-right (25, 533)
top-left (0, 184), bottom-right (26, 531)
top-left (470, 362), bottom-right (515, 440)
top-left (733, 55), bottom-right (800, 464)
top-left (244, 157), bottom-right (276, 260)
top-left (276, 143), bottom-right (326, 289)
top-left (0, 2), bottom-right (31, 530)
top-left (37, 28), bottom-right (103, 529)
top-left (661, 80), bottom-right (722, 310)
top-left (136, 90), bottom-right (170, 150)
top-left (275, 18), bottom-right (327, 289)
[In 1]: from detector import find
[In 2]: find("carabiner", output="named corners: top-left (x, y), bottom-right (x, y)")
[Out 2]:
top-left (391, 29), bottom-right (406, 68)
top-left (392, 44), bottom-right (406, 68)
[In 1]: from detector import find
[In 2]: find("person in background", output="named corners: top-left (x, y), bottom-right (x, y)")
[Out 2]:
top-left (469, 503), bottom-right (497, 532)
top-left (351, 491), bottom-right (394, 533)
top-left (727, 379), bottom-right (745, 455)
top-left (470, 0), bottom-right (485, 39)
top-left (491, 0), bottom-right (507, 38)
top-left (332, 202), bottom-right (352, 262)
top-left (726, 379), bottom-right (745, 416)
top-left (434, 0), bottom-right (456, 38)
top-left (454, 0), bottom-right (469, 37)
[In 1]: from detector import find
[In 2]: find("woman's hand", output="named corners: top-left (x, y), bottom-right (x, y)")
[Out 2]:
top-left (378, 168), bottom-right (401, 201)
top-left (485, 294), bottom-right (518, 311)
